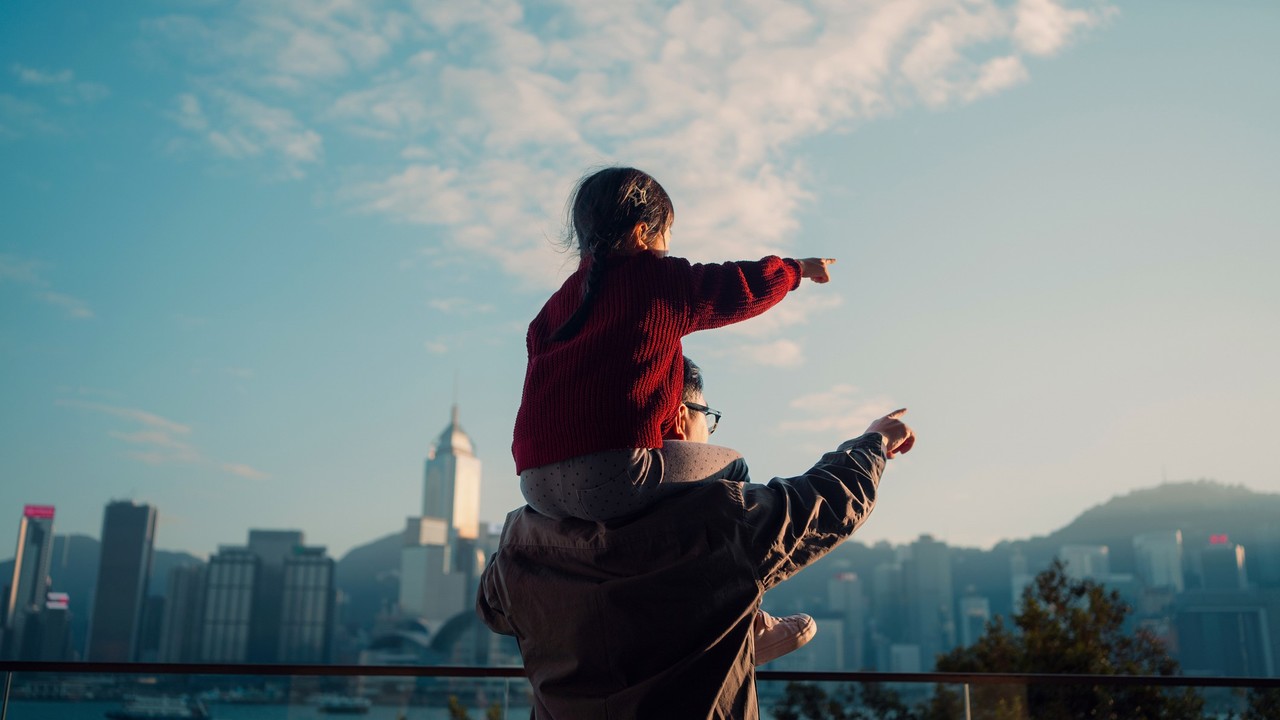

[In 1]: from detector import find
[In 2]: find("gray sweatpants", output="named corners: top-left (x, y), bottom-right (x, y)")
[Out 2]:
top-left (519, 441), bottom-right (749, 521)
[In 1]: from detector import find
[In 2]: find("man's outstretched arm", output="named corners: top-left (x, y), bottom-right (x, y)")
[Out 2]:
top-left (744, 410), bottom-right (915, 590)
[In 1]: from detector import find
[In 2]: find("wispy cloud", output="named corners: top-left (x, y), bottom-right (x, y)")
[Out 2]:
top-left (168, 89), bottom-right (323, 178)
top-left (777, 384), bottom-right (897, 439)
top-left (150, 0), bottom-right (1114, 276)
top-left (427, 297), bottom-right (495, 315)
top-left (57, 399), bottom-right (270, 480)
top-left (9, 63), bottom-right (110, 105)
top-left (0, 253), bottom-right (94, 319)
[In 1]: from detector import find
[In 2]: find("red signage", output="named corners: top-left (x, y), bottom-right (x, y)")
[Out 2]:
top-left (23, 505), bottom-right (55, 519)
top-left (1209, 534), bottom-right (1229, 545)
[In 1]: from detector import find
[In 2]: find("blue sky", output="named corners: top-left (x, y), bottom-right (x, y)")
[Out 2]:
top-left (2, 0), bottom-right (1277, 559)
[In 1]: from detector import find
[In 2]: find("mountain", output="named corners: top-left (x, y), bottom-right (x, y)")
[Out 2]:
top-left (334, 532), bottom-right (401, 632)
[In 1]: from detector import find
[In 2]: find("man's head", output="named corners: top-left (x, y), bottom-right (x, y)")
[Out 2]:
top-left (668, 356), bottom-right (716, 444)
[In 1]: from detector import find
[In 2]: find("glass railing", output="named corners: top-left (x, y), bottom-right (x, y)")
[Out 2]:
top-left (2, 662), bottom-right (1278, 719)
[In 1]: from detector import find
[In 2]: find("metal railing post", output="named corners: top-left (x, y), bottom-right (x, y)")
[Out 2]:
top-left (963, 682), bottom-right (971, 720)
top-left (2, 670), bottom-right (12, 720)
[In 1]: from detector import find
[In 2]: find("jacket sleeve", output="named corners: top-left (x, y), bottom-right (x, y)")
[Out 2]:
top-left (741, 433), bottom-right (886, 591)
top-left (675, 256), bottom-right (803, 333)
top-left (476, 552), bottom-right (516, 637)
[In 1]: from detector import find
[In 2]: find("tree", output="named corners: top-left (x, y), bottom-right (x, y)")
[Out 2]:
top-left (1240, 686), bottom-right (1280, 720)
top-left (926, 559), bottom-right (1205, 720)
top-left (772, 681), bottom-right (917, 720)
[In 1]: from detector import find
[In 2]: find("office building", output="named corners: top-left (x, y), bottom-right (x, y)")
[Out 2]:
top-left (400, 406), bottom-right (483, 636)
top-left (158, 564), bottom-right (205, 662)
top-left (199, 546), bottom-right (258, 662)
top-left (958, 590), bottom-right (991, 648)
top-left (423, 405), bottom-right (482, 542)
top-left (904, 535), bottom-right (955, 669)
top-left (196, 530), bottom-right (335, 664)
top-left (1200, 538), bottom-right (1248, 591)
top-left (1059, 545), bottom-right (1110, 581)
top-left (1133, 530), bottom-right (1184, 592)
top-left (828, 572), bottom-right (867, 669)
top-left (278, 546), bottom-right (336, 663)
top-left (3, 505), bottom-right (56, 659)
top-left (1175, 588), bottom-right (1280, 677)
top-left (87, 501), bottom-right (157, 662)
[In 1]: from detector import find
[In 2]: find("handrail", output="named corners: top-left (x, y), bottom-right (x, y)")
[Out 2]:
top-left (1, 661), bottom-right (1277, 688)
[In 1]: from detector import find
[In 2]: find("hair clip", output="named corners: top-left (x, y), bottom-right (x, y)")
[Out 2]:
top-left (626, 185), bottom-right (648, 207)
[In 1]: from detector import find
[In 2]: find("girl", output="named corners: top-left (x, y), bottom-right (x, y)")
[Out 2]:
top-left (513, 166), bottom-right (832, 520)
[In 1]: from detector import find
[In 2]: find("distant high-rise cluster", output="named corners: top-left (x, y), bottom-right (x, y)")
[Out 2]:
top-left (5, 412), bottom-right (1279, 680)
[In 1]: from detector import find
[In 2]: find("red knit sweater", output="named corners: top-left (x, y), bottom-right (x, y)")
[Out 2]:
top-left (512, 252), bottom-right (803, 473)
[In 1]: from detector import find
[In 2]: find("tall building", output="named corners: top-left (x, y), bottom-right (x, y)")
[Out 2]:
top-left (158, 564), bottom-right (205, 662)
top-left (828, 572), bottom-right (867, 669)
top-left (422, 405), bottom-right (481, 541)
top-left (1059, 545), bottom-right (1110, 581)
top-left (400, 406), bottom-right (483, 639)
top-left (1200, 538), bottom-right (1248, 591)
top-left (2, 505), bottom-right (56, 659)
top-left (278, 546), bottom-right (336, 663)
top-left (1133, 530), bottom-right (1185, 592)
top-left (1175, 588), bottom-right (1280, 677)
top-left (87, 501), bottom-right (157, 662)
top-left (199, 546), bottom-right (258, 662)
top-left (904, 535), bottom-right (955, 670)
top-left (958, 590), bottom-right (991, 648)
top-left (198, 530), bottom-right (336, 664)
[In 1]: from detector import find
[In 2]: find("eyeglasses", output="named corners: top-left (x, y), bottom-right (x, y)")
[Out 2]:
top-left (683, 401), bottom-right (721, 435)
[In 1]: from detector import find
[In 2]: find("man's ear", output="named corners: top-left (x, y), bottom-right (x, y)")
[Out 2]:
top-left (669, 402), bottom-right (691, 440)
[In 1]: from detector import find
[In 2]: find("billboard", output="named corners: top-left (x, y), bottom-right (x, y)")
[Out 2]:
top-left (23, 504), bottom-right (55, 519)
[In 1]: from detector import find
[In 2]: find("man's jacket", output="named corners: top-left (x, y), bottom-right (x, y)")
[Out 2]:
top-left (477, 433), bottom-right (886, 719)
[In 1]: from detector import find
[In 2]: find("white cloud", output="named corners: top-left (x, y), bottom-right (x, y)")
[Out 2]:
top-left (1013, 0), bottom-right (1112, 57)
top-left (778, 383), bottom-right (897, 439)
top-left (427, 297), bottom-right (495, 314)
top-left (0, 253), bottom-right (94, 319)
top-left (38, 291), bottom-right (94, 319)
top-left (12, 64), bottom-right (74, 85)
top-left (58, 399), bottom-right (268, 479)
top-left (723, 291), bottom-right (844, 339)
top-left (170, 89), bottom-right (323, 177)
top-left (221, 462), bottom-right (271, 480)
top-left (152, 0), bottom-right (1113, 274)
top-left (424, 339), bottom-right (449, 354)
top-left (735, 339), bottom-right (804, 368)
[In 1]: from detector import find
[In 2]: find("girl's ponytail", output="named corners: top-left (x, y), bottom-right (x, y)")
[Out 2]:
top-left (550, 167), bottom-right (673, 342)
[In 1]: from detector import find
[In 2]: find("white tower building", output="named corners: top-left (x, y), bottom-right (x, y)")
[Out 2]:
top-left (422, 405), bottom-right (481, 541)
top-left (401, 405), bottom-right (483, 633)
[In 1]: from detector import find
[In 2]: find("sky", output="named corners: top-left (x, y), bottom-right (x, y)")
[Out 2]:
top-left (1, 0), bottom-right (1277, 560)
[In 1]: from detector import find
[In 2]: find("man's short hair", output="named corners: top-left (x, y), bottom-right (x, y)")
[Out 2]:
top-left (682, 355), bottom-right (704, 402)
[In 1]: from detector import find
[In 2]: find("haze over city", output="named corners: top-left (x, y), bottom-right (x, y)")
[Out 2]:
top-left (2, 1), bottom-right (1277, 560)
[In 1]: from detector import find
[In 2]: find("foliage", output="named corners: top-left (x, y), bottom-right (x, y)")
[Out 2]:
top-left (772, 681), bottom-right (917, 720)
top-left (1240, 686), bottom-right (1280, 720)
top-left (925, 559), bottom-right (1205, 720)
top-left (447, 695), bottom-right (471, 720)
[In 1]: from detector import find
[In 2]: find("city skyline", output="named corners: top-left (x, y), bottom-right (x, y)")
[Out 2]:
top-left (2, 1), bottom-right (1278, 559)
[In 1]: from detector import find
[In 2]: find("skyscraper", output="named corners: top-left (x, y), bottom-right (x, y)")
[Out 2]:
top-left (2, 505), bottom-right (56, 659)
top-left (400, 405), bottom-right (482, 635)
top-left (278, 546), bottom-right (336, 663)
top-left (1134, 530), bottom-right (1185, 592)
top-left (158, 564), bottom-right (205, 662)
top-left (958, 589), bottom-right (991, 648)
top-left (422, 405), bottom-right (481, 541)
top-left (87, 501), bottom-right (157, 662)
top-left (828, 572), bottom-right (867, 669)
top-left (904, 535), bottom-right (956, 670)
top-left (197, 530), bottom-right (336, 663)
top-left (1200, 537), bottom-right (1248, 591)
top-left (1059, 544), bottom-right (1110, 580)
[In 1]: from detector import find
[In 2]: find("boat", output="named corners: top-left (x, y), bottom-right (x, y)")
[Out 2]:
top-left (315, 694), bottom-right (373, 714)
top-left (104, 695), bottom-right (211, 720)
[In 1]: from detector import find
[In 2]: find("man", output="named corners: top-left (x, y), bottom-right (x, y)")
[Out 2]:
top-left (478, 358), bottom-right (915, 718)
